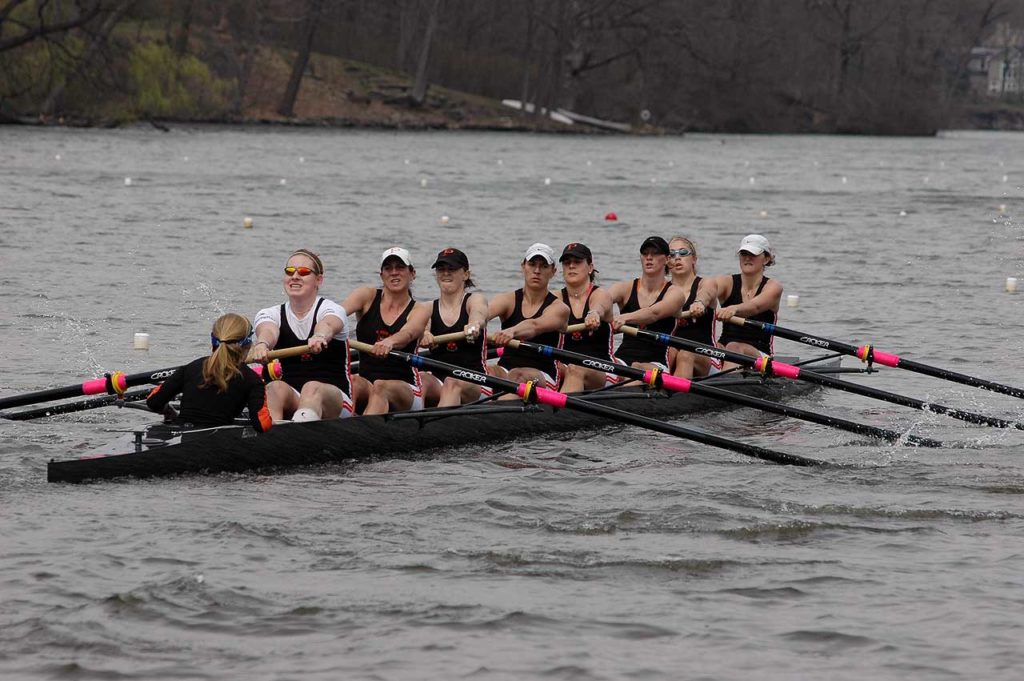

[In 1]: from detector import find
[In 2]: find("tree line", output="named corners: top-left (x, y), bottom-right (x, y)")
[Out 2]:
top-left (0, 0), bottom-right (1017, 133)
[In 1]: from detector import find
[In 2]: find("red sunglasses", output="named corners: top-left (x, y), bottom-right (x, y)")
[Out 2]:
top-left (284, 266), bottom-right (317, 276)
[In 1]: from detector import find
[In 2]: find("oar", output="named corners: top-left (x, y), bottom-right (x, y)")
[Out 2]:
top-left (349, 339), bottom-right (823, 467)
top-left (0, 366), bottom-right (183, 411)
top-left (724, 316), bottom-right (1024, 400)
top-left (503, 336), bottom-right (943, 447)
top-left (3, 389), bottom-right (153, 420)
top-left (622, 325), bottom-right (1024, 431)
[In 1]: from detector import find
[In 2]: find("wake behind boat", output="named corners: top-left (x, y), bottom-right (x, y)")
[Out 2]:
top-left (46, 357), bottom-right (839, 483)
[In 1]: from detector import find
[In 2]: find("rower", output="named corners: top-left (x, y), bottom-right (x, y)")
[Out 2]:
top-left (667, 235), bottom-right (719, 379)
top-left (146, 313), bottom-right (272, 432)
top-left (488, 242), bottom-right (570, 395)
top-left (342, 247), bottom-right (431, 415)
top-left (711, 234), bottom-right (783, 366)
top-left (609, 236), bottom-right (689, 372)
top-left (419, 247), bottom-right (490, 407)
top-left (556, 242), bottom-right (619, 393)
top-left (248, 249), bottom-right (354, 422)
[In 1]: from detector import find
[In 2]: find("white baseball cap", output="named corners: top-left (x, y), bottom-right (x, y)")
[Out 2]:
top-left (523, 242), bottom-right (555, 265)
top-left (380, 246), bottom-right (412, 268)
top-left (737, 234), bottom-right (771, 255)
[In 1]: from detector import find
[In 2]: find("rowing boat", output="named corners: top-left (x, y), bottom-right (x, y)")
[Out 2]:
top-left (46, 356), bottom-right (847, 483)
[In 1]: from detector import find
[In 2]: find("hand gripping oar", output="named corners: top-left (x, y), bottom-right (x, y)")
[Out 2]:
top-left (622, 325), bottom-right (1024, 431)
top-left (349, 340), bottom-right (823, 467)
top-left (504, 334), bottom-right (943, 447)
top-left (725, 316), bottom-right (1024, 400)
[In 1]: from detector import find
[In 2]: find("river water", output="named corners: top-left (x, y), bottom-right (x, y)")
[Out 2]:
top-left (1, 126), bottom-right (1022, 680)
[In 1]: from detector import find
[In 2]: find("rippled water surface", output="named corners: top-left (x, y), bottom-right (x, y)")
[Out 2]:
top-left (1, 126), bottom-right (1023, 680)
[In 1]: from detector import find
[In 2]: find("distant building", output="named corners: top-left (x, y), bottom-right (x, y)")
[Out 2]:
top-left (970, 46), bottom-right (1024, 98)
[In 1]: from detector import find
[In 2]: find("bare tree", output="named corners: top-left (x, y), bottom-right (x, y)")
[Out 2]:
top-left (278, 0), bottom-right (325, 117)
top-left (410, 0), bottom-right (441, 105)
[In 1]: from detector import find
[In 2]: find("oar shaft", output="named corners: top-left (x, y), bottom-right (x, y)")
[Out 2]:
top-left (3, 389), bottom-right (152, 420)
top-left (506, 339), bottom-right (941, 447)
top-left (625, 325), bottom-right (1023, 431)
top-left (349, 340), bottom-right (822, 466)
top-left (729, 316), bottom-right (1024, 400)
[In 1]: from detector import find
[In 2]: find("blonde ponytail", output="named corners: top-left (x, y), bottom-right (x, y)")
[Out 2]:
top-left (202, 313), bottom-right (253, 393)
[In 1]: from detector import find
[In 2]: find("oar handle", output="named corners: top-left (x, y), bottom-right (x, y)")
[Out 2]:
top-left (266, 345), bottom-right (311, 361)
top-left (429, 331), bottom-right (470, 345)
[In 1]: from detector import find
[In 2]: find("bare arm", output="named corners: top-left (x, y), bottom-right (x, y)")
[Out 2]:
top-left (487, 291), bottom-right (515, 323)
top-left (686, 277), bottom-right (719, 317)
top-left (369, 302), bottom-right (431, 357)
top-left (492, 299), bottom-right (570, 345)
top-left (339, 286), bottom-right (377, 321)
top-left (466, 292), bottom-right (489, 337)
top-left (613, 286), bottom-right (688, 330)
top-left (248, 321), bottom-right (281, 363)
top-left (716, 279), bottom-right (784, 321)
top-left (583, 287), bottom-right (615, 330)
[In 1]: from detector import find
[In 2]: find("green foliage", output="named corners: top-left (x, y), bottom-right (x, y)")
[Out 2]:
top-left (127, 42), bottom-right (231, 118)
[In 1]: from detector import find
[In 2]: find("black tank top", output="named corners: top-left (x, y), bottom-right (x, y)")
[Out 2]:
top-left (673, 276), bottom-right (716, 346)
top-left (430, 293), bottom-right (486, 372)
top-left (615, 279), bottom-right (673, 366)
top-left (497, 289), bottom-right (561, 377)
top-left (717, 274), bottom-right (776, 354)
top-left (355, 289), bottom-right (418, 383)
top-left (276, 299), bottom-right (351, 394)
top-left (561, 286), bottom-right (614, 361)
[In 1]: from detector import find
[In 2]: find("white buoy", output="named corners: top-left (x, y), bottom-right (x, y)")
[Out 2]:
top-left (299, 157), bottom-right (305, 163)
top-left (899, 210), bottom-right (907, 217)
top-left (650, 177), bottom-right (657, 184)
top-left (440, 215), bottom-right (450, 225)
top-left (1007, 277), bottom-right (1018, 293)
top-left (279, 178), bottom-right (287, 185)
top-left (133, 333), bottom-right (150, 350)
top-left (999, 204), bottom-right (1008, 215)
top-left (748, 177), bottom-right (755, 185)
top-left (124, 177), bottom-right (132, 186)
top-left (544, 177), bottom-right (551, 185)
top-left (586, 160), bottom-right (592, 167)
top-left (243, 217), bottom-right (254, 229)
top-left (497, 159), bottom-right (503, 166)
top-left (786, 295), bottom-right (800, 308)
top-left (404, 159), bottom-right (410, 165)
top-left (841, 176), bottom-right (848, 184)
top-left (55, 154), bottom-right (61, 161)
top-left (1003, 175), bottom-right (1009, 183)
top-left (420, 178), bottom-right (428, 187)
top-left (759, 210), bottom-right (768, 218)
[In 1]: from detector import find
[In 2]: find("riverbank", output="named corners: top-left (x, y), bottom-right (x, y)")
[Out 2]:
top-left (1, 42), bottom-right (640, 135)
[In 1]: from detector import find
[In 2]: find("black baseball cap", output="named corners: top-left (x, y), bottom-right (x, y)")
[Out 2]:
top-left (431, 247), bottom-right (470, 269)
top-left (559, 242), bottom-right (593, 262)
top-left (640, 236), bottom-right (670, 255)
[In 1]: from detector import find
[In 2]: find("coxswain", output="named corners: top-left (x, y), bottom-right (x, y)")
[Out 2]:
top-left (667, 235), bottom-right (719, 378)
top-left (342, 247), bottom-right (431, 415)
top-left (248, 249), bottom-right (354, 421)
top-left (419, 247), bottom-right (490, 407)
top-left (711, 234), bottom-right (783, 365)
top-left (556, 242), bottom-right (618, 393)
top-left (609, 236), bottom-right (689, 372)
top-left (146, 313), bottom-right (272, 432)
top-left (488, 242), bottom-right (570, 395)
